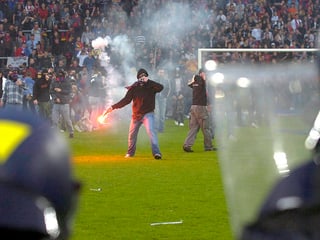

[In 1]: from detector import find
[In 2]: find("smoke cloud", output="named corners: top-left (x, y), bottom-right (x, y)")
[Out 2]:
top-left (90, 1), bottom-right (210, 119)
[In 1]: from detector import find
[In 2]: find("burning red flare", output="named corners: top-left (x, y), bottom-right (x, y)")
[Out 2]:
top-left (97, 112), bottom-right (109, 125)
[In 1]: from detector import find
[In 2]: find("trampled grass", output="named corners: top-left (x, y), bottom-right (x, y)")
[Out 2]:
top-left (69, 119), bottom-right (233, 240)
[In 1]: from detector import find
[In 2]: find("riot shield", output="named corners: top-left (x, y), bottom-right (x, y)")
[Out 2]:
top-left (209, 60), bottom-right (319, 239)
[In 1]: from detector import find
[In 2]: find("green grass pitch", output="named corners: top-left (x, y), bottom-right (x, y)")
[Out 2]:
top-left (69, 119), bottom-right (233, 240)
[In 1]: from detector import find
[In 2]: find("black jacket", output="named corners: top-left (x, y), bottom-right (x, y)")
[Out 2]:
top-left (112, 79), bottom-right (163, 120)
top-left (49, 78), bottom-right (72, 104)
top-left (188, 75), bottom-right (208, 106)
top-left (33, 77), bottom-right (52, 102)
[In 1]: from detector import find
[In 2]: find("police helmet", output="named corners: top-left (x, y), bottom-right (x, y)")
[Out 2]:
top-left (0, 109), bottom-right (80, 239)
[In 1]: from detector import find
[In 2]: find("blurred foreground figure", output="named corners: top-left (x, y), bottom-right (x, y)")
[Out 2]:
top-left (240, 112), bottom-right (320, 240)
top-left (240, 38), bottom-right (320, 240)
top-left (0, 109), bottom-right (81, 240)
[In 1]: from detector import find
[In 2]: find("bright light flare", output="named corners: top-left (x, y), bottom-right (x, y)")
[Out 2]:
top-left (97, 113), bottom-right (109, 125)
top-left (205, 60), bottom-right (217, 71)
top-left (237, 77), bottom-right (251, 88)
top-left (273, 151), bottom-right (290, 175)
top-left (209, 72), bottom-right (224, 86)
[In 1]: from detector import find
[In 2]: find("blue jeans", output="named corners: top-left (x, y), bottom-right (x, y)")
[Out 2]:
top-left (127, 112), bottom-right (161, 157)
top-left (52, 104), bottom-right (74, 134)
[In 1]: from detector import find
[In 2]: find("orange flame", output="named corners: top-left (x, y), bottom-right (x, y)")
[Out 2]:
top-left (97, 113), bottom-right (108, 125)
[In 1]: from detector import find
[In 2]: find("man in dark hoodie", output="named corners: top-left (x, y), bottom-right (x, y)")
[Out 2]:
top-left (104, 68), bottom-right (163, 160)
top-left (33, 69), bottom-right (52, 121)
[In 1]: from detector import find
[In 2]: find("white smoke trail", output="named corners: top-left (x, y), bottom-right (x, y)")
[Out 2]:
top-left (89, 1), bottom-right (216, 121)
top-left (91, 34), bottom-right (136, 121)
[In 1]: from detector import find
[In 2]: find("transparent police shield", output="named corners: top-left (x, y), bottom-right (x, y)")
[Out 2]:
top-left (209, 60), bottom-right (320, 239)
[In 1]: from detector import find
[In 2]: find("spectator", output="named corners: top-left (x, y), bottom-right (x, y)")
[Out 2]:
top-left (57, 17), bottom-right (70, 53)
top-left (55, 58), bottom-right (67, 73)
top-left (16, 29), bottom-right (27, 47)
top-left (29, 48), bottom-right (40, 68)
top-left (60, 5), bottom-right (70, 20)
top-left (22, 71), bottom-right (36, 113)
top-left (76, 48), bottom-right (89, 69)
top-left (74, 36), bottom-right (84, 55)
top-left (3, 32), bottom-right (13, 58)
top-left (1, 70), bottom-right (25, 111)
top-left (25, 0), bottom-right (35, 15)
top-left (25, 57), bottom-right (38, 79)
top-left (82, 50), bottom-right (96, 78)
top-left (68, 56), bottom-right (81, 72)
top-left (92, 21), bottom-right (105, 38)
top-left (251, 22), bottom-right (263, 43)
top-left (81, 25), bottom-right (95, 48)
top-left (14, 42), bottom-right (31, 57)
top-left (26, 33), bottom-right (37, 53)
top-left (46, 11), bottom-right (57, 32)
top-left (70, 11), bottom-right (82, 38)
top-left (7, 0), bottom-right (17, 22)
top-left (170, 66), bottom-right (188, 126)
top-left (31, 21), bottom-right (42, 46)
top-left (12, 2), bottom-right (24, 25)
top-left (39, 50), bottom-right (53, 70)
top-left (37, 2), bottom-right (49, 28)
top-left (155, 68), bottom-right (171, 132)
top-left (7, 24), bottom-right (17, 47)
top-left (83, 9), bottom-right (93, 28)
top-left (51, 30), bottom-right (63, 56)
top-left (50, 69), bottom-right (75, 138)
top-left (291, 13), bottom-right (302, 33)
top-left (288, 2), bottom-right (298, 17)
top-left (87, 71), bottom-right (106, 130)
top-left (20, 9), bottom-right (35, 40)
top-left (33, 69), bottom-right (52, 121)
top-left (216, 9), bottom-right (227, 26)
top-left (0, 7), bottom-right (5, 22)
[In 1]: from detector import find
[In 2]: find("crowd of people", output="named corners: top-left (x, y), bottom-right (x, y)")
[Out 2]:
top-left (0, 0), bottom-right (319, 135)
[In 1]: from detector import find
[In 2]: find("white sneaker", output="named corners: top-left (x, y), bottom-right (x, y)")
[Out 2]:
top-left (125, 154), bottom-right (133, 158)
top-left (174, 121), bottom-right (179, 125)
top-left (179, 123), bottom-right (184, 126)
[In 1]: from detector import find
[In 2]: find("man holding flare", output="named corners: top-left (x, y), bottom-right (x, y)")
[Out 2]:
top-left (103, 68), bottom-right (163, 160)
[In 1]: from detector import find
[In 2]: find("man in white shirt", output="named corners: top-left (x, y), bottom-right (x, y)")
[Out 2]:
top-left (291, 13), bottom-right (302, 33)
top-left (251, 23), bottom-right (262, 42)
top-left (76, 49), bottom-right (89, 67)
